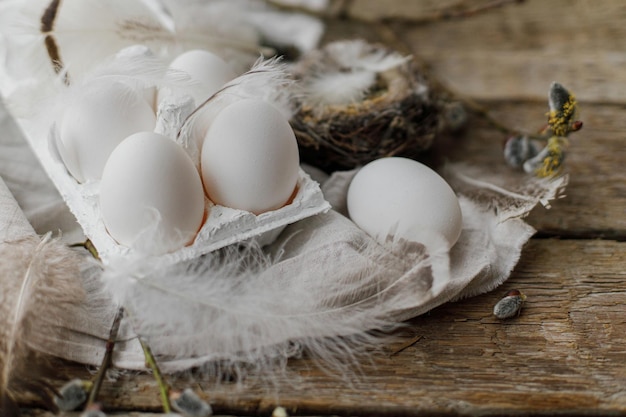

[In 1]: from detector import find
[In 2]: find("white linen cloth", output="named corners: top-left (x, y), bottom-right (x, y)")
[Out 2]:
top-left (0, 95), bottom-right (566, 371)
top-left (0, 0), bottom-right (566, 370)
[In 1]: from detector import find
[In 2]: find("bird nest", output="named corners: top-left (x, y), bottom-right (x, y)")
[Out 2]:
top-left (289, 41), bottom-right (445, 172)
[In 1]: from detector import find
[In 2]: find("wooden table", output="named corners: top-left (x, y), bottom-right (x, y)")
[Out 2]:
top-left (22, 1), bottom-right (626, 416)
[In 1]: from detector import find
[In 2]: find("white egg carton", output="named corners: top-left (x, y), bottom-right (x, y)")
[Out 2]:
top-left (17, 115), bottom-right (330, 265)
top-left (0, 43), bottom-right (331, 264)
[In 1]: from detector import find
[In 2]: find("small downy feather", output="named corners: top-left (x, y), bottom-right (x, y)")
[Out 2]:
top-left (101, 210), bottom-right (449, 379)
top-left (0, 0), bottom-right (324, 120)
top-left (0, 234), bottom-right (86, 416)
top-left (189, 56), bottom-right (295, 120)
top-left (178, 56), bottom-right (295, 163)
top-left (0, 0), bottom-right (269, 101)
top-left (44, 45), bottom-right (185, 120)
top-left (324, 40), bottom-right (410, 73)
top-left (296, 39), bottom-right (411, 108)
top-left (306, 71), bottom-right (376, 107)
top-left (40, 45), bottom-right (196, 181)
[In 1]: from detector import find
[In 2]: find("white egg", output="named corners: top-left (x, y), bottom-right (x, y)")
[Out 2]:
top-left (201, 99), bottom-right (299, 214)
top-left (347, 157), bottom-right (463, 250)
top-left (163, 49), bottom-right (237, 105)
top-left (100, 132), bottom-right (206, 255)
top-left (57, 81), bottom-right (156, 182)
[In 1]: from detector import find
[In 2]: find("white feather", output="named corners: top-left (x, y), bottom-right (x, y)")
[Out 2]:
top-left (305, 71), bottom-right (376, 107)
top-left (101, 210), bottom-right (449, 376)
top-left (246, 10), bottom-right (325, 55)
top-left (326, 40), bottom-right (410, 73)
top-left (0, 232), bottom-right (86, 415)
top-left (179, 56), bottom-right (295, 161)
top-left (297, 40), bottom-right (411, 107)
top-left (157, 0), bottom-right (279, 74)
top-left (0, 0), bottom-right (268, 94)
top-left (204, 56), bottom-right (296, 116)
top-left (23, 46), bottom-right (207, 187)
top-left (30, 45), bottom-right (187, 153)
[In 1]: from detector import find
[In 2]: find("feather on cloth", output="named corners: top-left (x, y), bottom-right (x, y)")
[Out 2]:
top-left (0, 179), bottom-right (86, 416)
top-left (102, 210), bottom-right (447, 374)
top-left (0, 3), bottom-right (568, 388)
top-left (3, 167), bottom-right (565, 377)
top-left (0, 91), bottom-right (566, 384)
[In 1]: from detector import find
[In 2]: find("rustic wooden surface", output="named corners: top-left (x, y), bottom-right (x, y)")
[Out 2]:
top-left (21, 0), bottom-right (626, 416)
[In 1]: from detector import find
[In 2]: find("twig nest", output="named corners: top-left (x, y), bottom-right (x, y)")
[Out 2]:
top-left (290, 40), bottom-right (443, 172)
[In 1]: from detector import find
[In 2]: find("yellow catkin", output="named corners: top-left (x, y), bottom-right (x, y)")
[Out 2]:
top-left (536, 137), bottom-right (568, 177)
top-left (548, 95), bottom-right (577, 137)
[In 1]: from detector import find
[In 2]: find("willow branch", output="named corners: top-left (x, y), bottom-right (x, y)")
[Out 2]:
top-left (69, 239), bottom-right (100, 261)
top-left (85, 307), bottom-right (124, 409)
top-left (139, 338), bottom-right (171, 413)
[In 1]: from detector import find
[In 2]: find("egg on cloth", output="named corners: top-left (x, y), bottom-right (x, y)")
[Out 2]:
top-left (100, 132), bottom-right (206, 255)
top-left (201, 99), bottom-right (299, 215)
top-left (55, 81), bottom-right (156, 183)
top-left (347, 157), bottom-right (463, 250)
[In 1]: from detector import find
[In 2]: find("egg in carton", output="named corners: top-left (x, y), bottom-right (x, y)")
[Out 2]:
top-left (34, 47), bottom-right (330, 264)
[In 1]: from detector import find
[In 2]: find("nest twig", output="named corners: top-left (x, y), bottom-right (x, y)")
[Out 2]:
top-left (291, 52), bottom-right (444, 172)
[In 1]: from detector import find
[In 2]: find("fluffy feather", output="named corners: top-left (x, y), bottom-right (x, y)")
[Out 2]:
top-left (0, 234), bottom-right (86, 416)
top-left (295, 39), bottom-right (411, 108)
top-left (178, 56), bottom-right (295, 163)
top-left (101, 210), bottom-right (449, 377)
top-left (305, 70), bottom-right (376, 106)
top-left (0, 0), bottom-right (272, 104)
top-left (324, 40), bottom-right (410, 73)
top-left (44, 45), bottom-right (183, 121)
top-left (189, 56), bottom-right (295, 119)
top-left (30, 45), bottom-right (196, 184)
top-left (0, 0), bottom-right (325, 119)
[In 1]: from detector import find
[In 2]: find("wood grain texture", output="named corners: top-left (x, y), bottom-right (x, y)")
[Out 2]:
top-left (17, 1), bottom-right (626, 416)
top-left (321, 1), bottom-right (626, 237)
top-left (21, 240), bottom-right (626, 417)
top-left (346, 0), bottom-right (626, 103)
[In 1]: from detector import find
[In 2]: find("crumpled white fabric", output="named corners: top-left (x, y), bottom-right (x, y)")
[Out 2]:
top-left (0, 95), bottom-right (566, 371)
top-left (0, 0), bottom-right (567, 370)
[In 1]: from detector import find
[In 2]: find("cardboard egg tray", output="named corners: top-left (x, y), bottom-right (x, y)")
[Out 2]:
top-left (10, 105), bottom-right (330, 265)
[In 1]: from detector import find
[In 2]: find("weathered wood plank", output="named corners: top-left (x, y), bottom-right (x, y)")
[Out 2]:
top-left (13, 2), bottom-right (626, 417)
top-left (318, 1), bottom-right (626, 237)
top-left (332, 0), bottom-right (626, 103)
top-left (21, 239), bottom-right (626, 416)
top-left (320, 30), bottom-right (626, 235)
